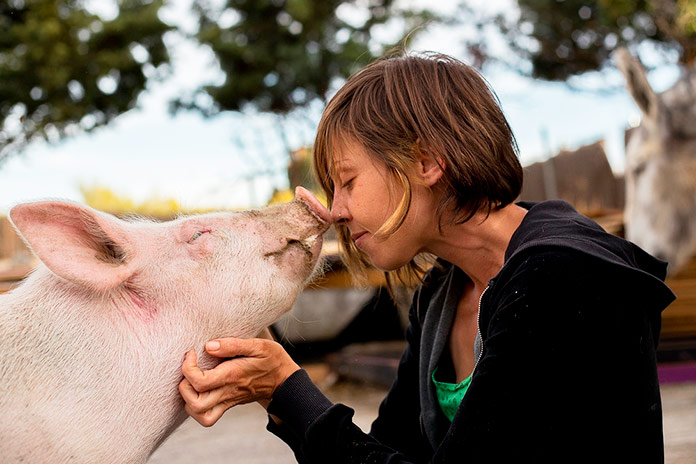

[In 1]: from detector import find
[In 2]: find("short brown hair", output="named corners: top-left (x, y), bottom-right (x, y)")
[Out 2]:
top-left (313, 51), bottom-right (523, 287)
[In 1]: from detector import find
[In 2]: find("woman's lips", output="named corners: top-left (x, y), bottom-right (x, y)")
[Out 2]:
top-left (352, 231), bottom-right (367, 247)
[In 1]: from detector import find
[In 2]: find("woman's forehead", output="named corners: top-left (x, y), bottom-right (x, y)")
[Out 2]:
top-left (333, 154), bottom-right (358, 171)
top-left (331, 136), bottom-right (368, 168)
top-left (328, 154), bottom-right (356, 181)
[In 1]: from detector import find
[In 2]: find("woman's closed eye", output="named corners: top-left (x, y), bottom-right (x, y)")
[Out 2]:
top-left (342, 177), bottom-right (355, 190)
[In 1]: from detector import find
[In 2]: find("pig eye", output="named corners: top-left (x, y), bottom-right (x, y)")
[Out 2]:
top-left (188, 229), bottom-right (211, 243)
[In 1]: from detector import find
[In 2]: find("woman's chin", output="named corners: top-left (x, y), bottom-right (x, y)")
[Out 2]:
top-left (368, 254), bottom-right (412, 273)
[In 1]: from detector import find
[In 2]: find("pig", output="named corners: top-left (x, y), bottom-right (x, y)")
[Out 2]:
top-left (0, 187), bottom-right (330, 463)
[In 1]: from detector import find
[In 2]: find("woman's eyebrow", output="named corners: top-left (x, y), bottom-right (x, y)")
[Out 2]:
top-left (334, 162), bottom-right (356, 176)
top-left (338, 168), bottom-right (358, 183)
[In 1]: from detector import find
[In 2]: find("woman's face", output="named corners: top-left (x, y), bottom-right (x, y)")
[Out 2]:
top-left (330, 139), bottom-right (431, 271)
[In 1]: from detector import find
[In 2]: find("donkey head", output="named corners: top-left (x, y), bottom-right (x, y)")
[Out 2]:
top-left (614, 47), bottom-right (696, 275)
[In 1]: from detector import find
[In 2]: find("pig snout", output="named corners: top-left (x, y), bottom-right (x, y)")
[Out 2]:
top-left (288, 187), bottom-right (331, 239)
top-left (295, 186), bottom-right (332, 225)
top-left (291, 187), bottom-right (331, 258)
top-left (260, 188), bottom-right (330, 275)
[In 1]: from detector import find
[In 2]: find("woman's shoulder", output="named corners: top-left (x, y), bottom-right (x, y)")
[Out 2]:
top-left (500, 246), bottom-right (597, 287)
top-left (507, 200), bottom-right (669, 284)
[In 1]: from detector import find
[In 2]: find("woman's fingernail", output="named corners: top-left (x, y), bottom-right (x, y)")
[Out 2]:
top-left (206, 341), bottom-right (220, 351)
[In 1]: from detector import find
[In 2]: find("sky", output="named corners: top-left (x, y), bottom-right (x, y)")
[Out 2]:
top-left (0, 0), bottom-right (683, 214)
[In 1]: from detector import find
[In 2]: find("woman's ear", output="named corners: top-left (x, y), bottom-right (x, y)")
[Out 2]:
top-left (415, 139), bottom-right (445, 187)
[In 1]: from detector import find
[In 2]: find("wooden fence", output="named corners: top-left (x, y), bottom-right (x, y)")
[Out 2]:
top-left (0, 216), bottom-right (28, 261)
top-left (662, 257), bottom-right (696, 340)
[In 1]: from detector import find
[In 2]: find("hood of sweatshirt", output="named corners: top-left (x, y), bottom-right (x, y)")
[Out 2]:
top-left (509, 201), bottom-right (675, 310)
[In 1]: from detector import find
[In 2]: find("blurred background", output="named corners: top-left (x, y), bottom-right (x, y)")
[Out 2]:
top-left (1, 0), bottom-right (696, 462)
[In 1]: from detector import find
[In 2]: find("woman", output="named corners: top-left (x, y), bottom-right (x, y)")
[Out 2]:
top-left (179, 51), bottom-right (675, 463)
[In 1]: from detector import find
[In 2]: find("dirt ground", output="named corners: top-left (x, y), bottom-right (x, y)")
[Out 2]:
top-left (149, 373), bottom-right (696, 464)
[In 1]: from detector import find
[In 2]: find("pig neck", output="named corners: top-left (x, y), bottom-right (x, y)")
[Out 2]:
top-left (0, 267), bottom-right (222, 461)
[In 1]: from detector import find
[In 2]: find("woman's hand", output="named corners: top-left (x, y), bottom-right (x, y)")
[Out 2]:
top-left (179, 337), bottom-right (300, 427)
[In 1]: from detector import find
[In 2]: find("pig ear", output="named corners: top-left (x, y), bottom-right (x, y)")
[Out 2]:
top-left (9, 201), bottom-right (133, 291)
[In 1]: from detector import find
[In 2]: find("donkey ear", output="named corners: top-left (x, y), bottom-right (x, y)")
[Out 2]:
top-left (613, 47), bottom-right (661, 123)
top-left (9, 201), bottom-right (134, 292)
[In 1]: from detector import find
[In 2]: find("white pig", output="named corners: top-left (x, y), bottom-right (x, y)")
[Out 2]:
top-left (0, 187), bottom-right (330, 463)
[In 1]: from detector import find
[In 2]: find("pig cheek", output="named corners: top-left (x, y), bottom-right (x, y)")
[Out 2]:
top-left (270, 252), bottom-right (312, 307)
top-left (210, 258), bottom-right (291, 332)
top-left (260, 278), bottom-right (303, 325)
top-left (279, 246), bottom-right (315, 277)
top-left (252, 254), bottom-right (302, 313)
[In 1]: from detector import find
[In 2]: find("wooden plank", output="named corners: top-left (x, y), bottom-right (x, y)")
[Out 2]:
top-left (671, 257), bottom-right (696, 280)
top-left (0, 281), bottom-right (20, 294)
top-left (0, 264), bottom-right (34, 282)
top-left (662, 271), bottom-right (696, 339)
top-left (0, 216), bottom-right (29, 260)
top-left (0, 262), bottom-right (33, 294)
top-left (590, 212), bottom-right (624, 237)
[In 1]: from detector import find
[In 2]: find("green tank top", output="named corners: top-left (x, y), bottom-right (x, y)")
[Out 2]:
top-left (432, 366), bottom-right (472, 421)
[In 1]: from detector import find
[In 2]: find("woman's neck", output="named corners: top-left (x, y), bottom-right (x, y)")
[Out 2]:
top-left (423, 204), bottom-right (527, 289)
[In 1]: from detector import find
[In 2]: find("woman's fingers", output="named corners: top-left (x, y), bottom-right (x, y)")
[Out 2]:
top-left (181, 350), bottom-right (203, 379)
top-left (179, 337), bottom-right (301, 425)
top-left (204, 337), bottom-right (264, 358)
top-left (183, 393), bottom-right (236, 427)
top-left (180, 349), bottom-right (268, 408)
top-left (181, 349), bottom-right (239, 392)
top-left (179, 377), bottom-right (222, 412)
top-left (181, 350), bottom-right (220, 392)
top-left (179, 377), bottom-right (253, 427)
top-left (203, 338), bottom-right (299, 387)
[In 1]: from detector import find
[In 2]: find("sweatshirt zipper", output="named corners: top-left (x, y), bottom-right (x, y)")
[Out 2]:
top-left (473, 284), bottom-right (490, 370)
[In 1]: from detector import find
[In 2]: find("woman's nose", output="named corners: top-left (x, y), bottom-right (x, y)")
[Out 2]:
top-left (331, 192), bottom-right (350, 224)
top-left (331, 207), bottom-right (349, 224)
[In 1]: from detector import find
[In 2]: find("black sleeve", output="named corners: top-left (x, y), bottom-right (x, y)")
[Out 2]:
top-left (266, 369), bottom-right (420, 464)
top-left (265, 369), bottom-right (334, 464)
top-left (266, 288), bottom-right (431, 464)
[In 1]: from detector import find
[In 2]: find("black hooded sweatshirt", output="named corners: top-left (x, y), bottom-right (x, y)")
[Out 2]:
top-left (266, 200), bottom-right (676, 464)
